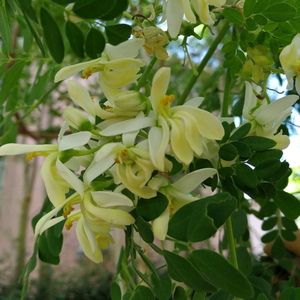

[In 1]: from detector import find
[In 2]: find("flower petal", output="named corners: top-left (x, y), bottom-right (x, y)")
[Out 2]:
top-left (91, 191), bottom-right (133, 207)
top-left (166, 0), bottom-right (184, 38)
top-left (152, 207), bottom-right (170, 240)
top-left (59, 131), bottom-right (92, 151)
top-left (0, 144), bottom-right (57, 156)
top-left (172, 168), bottom-right (217, 194)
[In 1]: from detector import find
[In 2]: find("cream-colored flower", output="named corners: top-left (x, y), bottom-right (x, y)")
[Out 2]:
top-left (242, 82), bottom-right (298, 149)
top-left (55, 39), bottom-right (145, 102)
top-left (149, 168), bottom-right (217, 240)
top-left (279, 33), bottom-right (300, 94)
top-left (162, 0), bottom-right (226, 38)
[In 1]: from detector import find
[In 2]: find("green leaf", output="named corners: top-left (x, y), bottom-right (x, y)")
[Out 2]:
top-left (189, 249), bottom-right (254, 299)
top-left (152, 276), bottom-right (172, 300)
top-left (85, 28), bottom-right (105, 59)
top-left (253, 14), bottom-right (268, 25)
top-left (23, 26), bottom-right (33, 53)
top-left (5, 87), bottom-right (18, 112)
top-left (253, 0), bottom-right (270, 14)
top-left (136, 193), bottom-right (169, 221)
top-left (221, 121), bottom-right (231, 143)
top-left (230, 123), bottom-right (252, 141)
top-left (257, 294), bottom-right (268, 300)
top-left (255, 158), bottom-right (281, 179)
top-left (0, 61), bottom-right (26, 105)
top-left (271, 236), bottom-right (285, 259)
top-left (223, 7), bottom-right (244, 24)
top-left (173, 286), bottom-right (187, 300)
top-left (231, 210), bottom-right (248, 239)
top-left (269, 38), bottom-right (279, 55)
top-left (282, 217), bottom-right (298, 232)
top-left (132, 286), bottom-right (155, 300)
top-left (38, 232), bottom-right (60, 265)
top-left (100, 0), bottom-right (128, 20)
top-left (222, 41), bottom-right (238, 53)
top-left (66, 21), bottom-right (85, 58)
top-left (248, 149), bottom-right (283, 166)
top-left (261, 230), bottom-right (278, 243)
top-left (73, 0), bottom-right (116, 19)
top-left (40, 8), bottom-right (64, 63)
top-left (164, 250), bottom-right (216, 293)
top-left (263, 3), bottom-right (296, 22)
top-left (23, 12), bottom-right (45, 56)
top-left (236, 246), bottom-right (253, 276)
top-left (110, 282), bottom-right (122, 300)
top-left (240, 136), bottom-right (276, 151)
top-left (244, 0), bottom-right (256, 18)
top-left (290, 18), bottom-right (300, 33)
top-left (281, 230), bottom-right (296, 241)
top-left (187, 193), bottom-right (237, 242)
top-left (18, 0), bottom-right (38, 23)
top-left (274, 190), bottom-right (300, 220)
top-left (231, 142), bottom-right (252, 158)
top-left (193, 292), bottom-right (206, 300)
top-left (105, 24), bottom-right (132, 46)
top-left (168, 201), bottom-right (198, 241)
top-left (46, 226), bottom-right (63, 257)
top-left (0, 4), bottom-right (13, 56)
top-left (261, 217), bottom-right (277, 231)
top-left (136, 216), bottom-right (154, 243)
top-left (236, 163), bottom-right (258, 188)
top-left (267, 161), bottom-right (290, 182)
top-left (279, 288), bottom-right (300, 300)
top-left (245, 18), bottom-right (258, 31)
top-left (218, 167), bottom-right (234, 178)
top-left (219, 143), bottom-right (238, 161)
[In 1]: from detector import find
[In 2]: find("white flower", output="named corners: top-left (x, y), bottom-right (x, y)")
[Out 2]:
top-left (149, 168), bottom-right (217, 240)
top-left (54, 39), bottom-right (145, 102)
top-left (242, 82), bottom-right (298, 149)
top-left (0, 125), bottom-right (91, 206)
top-left (163, 0), bottom-right (226, 38)
top-left (279, 33), bottom-right (300, 94)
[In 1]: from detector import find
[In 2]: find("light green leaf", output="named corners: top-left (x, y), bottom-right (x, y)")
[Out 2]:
top-left (223, 7), bottom-right (244, 24)
top-left (0, 4), bottom-right (13, 56)
top-left (263, 3), bottom-right (296, 22)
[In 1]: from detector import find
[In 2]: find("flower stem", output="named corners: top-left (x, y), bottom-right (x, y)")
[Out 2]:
top-left (221, 69), bottom-right (232, 117)
top-left (136, 56), bottom-right (157, 91)
top-left (225, 216), bottom-right (239, 269)
top-left (177, 21), bottom-right (230, 105)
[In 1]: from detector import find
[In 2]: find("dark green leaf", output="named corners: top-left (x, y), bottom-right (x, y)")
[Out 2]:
top-left (218, 167), bottom-right (234, 178)
top-left (263, 3), bottom-right (296, 22)
top-left (219, 143), bottom-right (238, 161)
top-left (223, 7), bottom-right (244, 24)
top-left (105, 24), bottom-right (132, 46)
top-left (5, 87), bottom-right (18, 112)
top-left (85, 28), bottom-right (105, 59)
top-left (261, 230), bottom-right (278, 243)
top-left (249, 276), bottom-right (272, 299)
top-left (269, 38), bottom-right (279, 55)
top-left (0, 61), bottom-right (25, 105)
top-left (282, 217), bottom-right (298, 232)
top-left (38, 232), bottom-right (60, 265)
top-left (236, 246), bottom-right (253, 276)
top-left (244, 0), bottom-right (256, 18)
top-left (245, 18), bottom-right (258, 31)
top-left (231, 142), bottom-right (252, 158)
top-left (173, 286), bottom-right (187, 300)
top-left (40, 8), bottom-right (64, 63)
top-left (267, 161), bottom-right (290, 182)
top-left (230, 123), bottom-right (252, 141)
top-left (18, 0), bottom-right (38, 23)
top-left (255, 158), bottom-right (281, 179)
top-left (111, 282), bottom-right (122, 300)
top-left (193, 292), bottom-right (206, 300)
top-left (236, 163), bottom-right (258, 188)
top-left (257, 294), bottom-right (268, 300)
top-left (66, 21), bottom-right (85, 58)
top-left (23, 26), bottom-right (33, 53)
top-left (73, 0), bottom-right (116, 19)
top-left (259, 201), bottom-right (277, 218)
top-left (290, 18), bottom-right (300, 33)
top-left (222, 41), bottom-right (238, 53)
top-left (152, 276), bottom-right (172, 300)
top-left (168, 201), bottom-right (198, 241)
top-left (271, 236), bottom-right (285, 259)
top-left (132, 286), bottom-right (155, 300)
top-left (240, 136), bottom-right (276, 151)
top-left (253, 14), bottom-right (268, 26)
top-left (279, 288), bottom-right (300, 300)
top-left (248, 149), bottom-right (283, 166)
top-left (221, 121), bottom-right (231, 143)
top-left (0, 5), bottom-right (13, 56)
top-left (100, 0), bottom-right (128, 20)
top-left (281, 230), bottom-right (296, 242)
top-left (136, 216), bottom-right (154, 243)
top-left (189, 249), bottom-right (254, 299)
top-left (231, 210), bottom-right (248, 239)
top-left (274, 190), bottom-right (300, 220)
top-left (253, 0), bottom-right (270, 14)
top-left (164, 250), bottom-right (216, 293)
top-left (46, 226), bottom-right (63, 257)
top-left (136, 193), bottom-right (169, 221)
top-left (262, 217), bottom-right (277, 231)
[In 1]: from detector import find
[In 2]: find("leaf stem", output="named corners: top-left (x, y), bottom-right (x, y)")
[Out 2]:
top-left (177, 21), bottom-right (230, 105)
top-left (225, 216), bottom-right (239, 269)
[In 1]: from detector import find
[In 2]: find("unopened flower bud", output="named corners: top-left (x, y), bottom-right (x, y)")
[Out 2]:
top-left (113, 91), bottom-right (150, 116)
top-left (64, 3), bottom-right (83, 23)
top-left (63, 107), bottom-right (93, 131)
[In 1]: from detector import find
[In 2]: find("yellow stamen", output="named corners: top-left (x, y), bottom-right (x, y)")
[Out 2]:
top-left (169, 203), bottom-right (175, 218)
top-left (160, 94), bottom-right (175, 106)
top-left (91, 96), bottom-right (94, 102)
top-left (65, 211), bottom-right (81, 231)
top-left (81, 68), bottom-right (93, 79)
top-left (25, 152), bottom-right (37, 162)
top-left (120, 149), bottom-right (128, 158)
